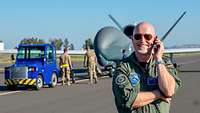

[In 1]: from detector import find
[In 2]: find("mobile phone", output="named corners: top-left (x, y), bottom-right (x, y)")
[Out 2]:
top-left (152, 36), bottom-right (158, 54)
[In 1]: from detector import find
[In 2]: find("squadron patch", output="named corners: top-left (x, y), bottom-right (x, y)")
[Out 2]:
top-left (129, 72), bottom-right (140, 86)
top-left (115, 74), bottom-right (126, 85)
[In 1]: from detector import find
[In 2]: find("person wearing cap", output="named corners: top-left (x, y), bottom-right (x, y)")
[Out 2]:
top-left (59, 48), bottom-right (72, 86)
top-left (112, 21), bottom-right (181, 113)
top-left (84, 46), bottom-right (98, 84)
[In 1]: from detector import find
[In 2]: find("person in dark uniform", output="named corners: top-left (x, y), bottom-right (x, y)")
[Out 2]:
top-left (112, 21), bottom-right (181, 113)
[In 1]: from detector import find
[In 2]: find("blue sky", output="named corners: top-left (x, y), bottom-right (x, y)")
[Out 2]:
top-left (0, 0), bottom-right (199, 49)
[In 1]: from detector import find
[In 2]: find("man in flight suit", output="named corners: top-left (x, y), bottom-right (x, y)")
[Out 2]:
top-left (112, 21), bottom-right (181, 113)
top-left (84, 46), bottom-right (98, 84)
top-left (59, 48), bottom-right (72, 86)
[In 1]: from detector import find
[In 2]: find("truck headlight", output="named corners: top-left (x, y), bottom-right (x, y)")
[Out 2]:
top-left (28, 67), bottom-right (36, 72)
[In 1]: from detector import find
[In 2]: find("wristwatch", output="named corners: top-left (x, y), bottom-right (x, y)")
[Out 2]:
top-left (155, 59), bottom-right (165, 65)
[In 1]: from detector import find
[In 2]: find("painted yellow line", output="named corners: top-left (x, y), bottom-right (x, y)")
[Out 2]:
top-left (0, 91), bottom-right (21, 96)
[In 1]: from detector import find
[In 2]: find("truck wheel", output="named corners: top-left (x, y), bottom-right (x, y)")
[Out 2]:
top-left (49, 73), bottom-right (57, 88)
top-left (35, 75), bottom-right (43, 90)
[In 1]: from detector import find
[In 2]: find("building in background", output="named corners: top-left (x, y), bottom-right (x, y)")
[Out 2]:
top-left (0, 40), bottom-right (4, 50)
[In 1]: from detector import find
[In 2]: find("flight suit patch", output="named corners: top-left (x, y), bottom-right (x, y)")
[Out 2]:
top-left (115, 74), bottom-right (126, 85)
top-left (129, 72), bottom-right (140, 86)
top-left (147, 77), bottom-right (158, 85)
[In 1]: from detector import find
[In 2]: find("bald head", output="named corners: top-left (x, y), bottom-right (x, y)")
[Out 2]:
top-left (131, 21), bottom-right (157, 55)
top-left (133, 21), bottom-right (156, 37)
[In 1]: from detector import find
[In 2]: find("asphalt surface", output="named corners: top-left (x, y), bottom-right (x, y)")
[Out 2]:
top-left (0, 78), bottom-right (117, 113)
top-left (0, 54), bottom-right (200, 113)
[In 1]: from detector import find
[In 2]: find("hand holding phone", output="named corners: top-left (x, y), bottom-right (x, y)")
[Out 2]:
top-left (152, 36), bottom-right (164, 60)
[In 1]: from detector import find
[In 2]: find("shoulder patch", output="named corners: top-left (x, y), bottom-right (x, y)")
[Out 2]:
top-left (115, 74), bottom-right (126, 85)
top-left (129, 72), bottom-right (140, 86)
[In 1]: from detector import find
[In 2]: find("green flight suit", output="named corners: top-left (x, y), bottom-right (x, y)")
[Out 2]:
top-left (112, 52), bottom-right (181, 113)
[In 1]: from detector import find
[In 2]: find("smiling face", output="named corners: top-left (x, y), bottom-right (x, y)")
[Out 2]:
top-left (132, 22), bottom-right (156, 55)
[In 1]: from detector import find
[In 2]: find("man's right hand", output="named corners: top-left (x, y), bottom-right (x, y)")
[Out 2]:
top-left (156, 90), bottom-right (172, 103)
top-left (160, 96), bottom-right (171, 103)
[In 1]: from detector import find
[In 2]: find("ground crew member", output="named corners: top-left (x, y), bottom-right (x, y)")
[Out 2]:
top-left (112, 21), bottom-right (181, 113)
top-left (59, 48), bottom-right (72, 86)
top-left (84, 46), bottom-right (98, 84)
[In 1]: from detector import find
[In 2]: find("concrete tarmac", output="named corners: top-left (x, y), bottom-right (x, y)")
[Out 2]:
top-left (0, 78), bottom-right (117, 113)
top-left (0, 54), bottom-right (200, 113)
top-left (171, 72), bottom-right (200, 113)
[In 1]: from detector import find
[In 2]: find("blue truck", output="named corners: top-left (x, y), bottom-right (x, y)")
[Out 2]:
top-left (4, 44), bottom-right (59, 90)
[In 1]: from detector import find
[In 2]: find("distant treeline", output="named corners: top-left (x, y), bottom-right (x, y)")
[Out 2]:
top-left (19, 37), bottom-right (94, 50)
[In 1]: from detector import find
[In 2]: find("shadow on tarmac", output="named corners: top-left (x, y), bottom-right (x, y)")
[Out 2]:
top-left (0, 85), bottom-right (38, 91)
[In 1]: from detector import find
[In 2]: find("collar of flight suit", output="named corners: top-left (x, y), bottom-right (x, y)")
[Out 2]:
top-left (127, 52), bottom-right (156, 73)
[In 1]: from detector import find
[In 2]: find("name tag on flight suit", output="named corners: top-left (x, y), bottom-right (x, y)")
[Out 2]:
top-left (147, 77), bottom-right (158, 86)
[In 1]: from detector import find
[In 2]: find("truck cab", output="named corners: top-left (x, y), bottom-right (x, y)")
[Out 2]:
top-left (4, 44), bottom-right (59, 90)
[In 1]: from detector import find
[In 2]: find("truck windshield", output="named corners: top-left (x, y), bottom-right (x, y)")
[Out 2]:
top-left (17, 47), bottom-right (45, 59)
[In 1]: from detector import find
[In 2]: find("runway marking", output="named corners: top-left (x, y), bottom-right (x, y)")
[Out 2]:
top-left (0, 91), bottom-right (21, 96)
